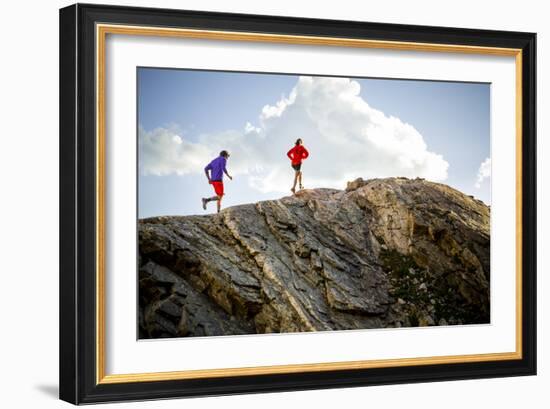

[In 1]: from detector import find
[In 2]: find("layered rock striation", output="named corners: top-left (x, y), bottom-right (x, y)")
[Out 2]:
top-left (139, 177), bottom-right (490, 338)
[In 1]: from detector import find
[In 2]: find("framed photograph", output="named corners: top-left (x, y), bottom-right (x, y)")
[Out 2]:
top-left (59, 3), bottom-right (536, 404)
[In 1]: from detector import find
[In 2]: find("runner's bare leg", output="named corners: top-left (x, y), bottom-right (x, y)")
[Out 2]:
top-left (216, 195), bottom-right (222, 213)
top-left (202, 196), bottom-right (219, 209)
top-left (291, 171), bottom-right (298, 193)
top-left (298, 171), bottom-right (303, 189)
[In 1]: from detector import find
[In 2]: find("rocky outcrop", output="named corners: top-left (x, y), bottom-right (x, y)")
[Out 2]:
top-left (139, 177), bottom-right (490, 338)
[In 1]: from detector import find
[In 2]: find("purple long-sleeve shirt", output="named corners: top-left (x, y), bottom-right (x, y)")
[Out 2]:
top-left (205, 156), bottom-right (227, 181)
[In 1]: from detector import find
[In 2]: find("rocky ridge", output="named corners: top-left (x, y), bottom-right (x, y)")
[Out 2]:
top-left (139, 177), bottom-right (490, 338)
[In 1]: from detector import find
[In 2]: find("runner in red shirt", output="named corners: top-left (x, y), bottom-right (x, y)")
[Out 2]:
top-left (287, 138), bottom-right (309, 194)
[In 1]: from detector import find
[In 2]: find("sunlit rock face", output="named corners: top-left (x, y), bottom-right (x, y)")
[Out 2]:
top-left (138, 177), bottom-right (490, 339)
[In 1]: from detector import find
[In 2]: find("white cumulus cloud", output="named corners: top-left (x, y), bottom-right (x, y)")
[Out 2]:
top-left (139, 127), bottom-right (213, 176)
top-left (244, 122), bottom-right (261, 134)
top-left (139, 76), bottom-right (449, 193)
top-left (475, 157), bottom-right (491, 188)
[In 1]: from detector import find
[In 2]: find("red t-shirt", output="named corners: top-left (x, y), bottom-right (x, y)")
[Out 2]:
top-left (287, 145), bottom-right (309, 165)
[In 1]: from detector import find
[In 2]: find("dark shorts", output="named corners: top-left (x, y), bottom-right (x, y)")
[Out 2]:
top-left (210, 180), bottom-right (224, 196)
top-left (291, 163), bottom-right (302, 171)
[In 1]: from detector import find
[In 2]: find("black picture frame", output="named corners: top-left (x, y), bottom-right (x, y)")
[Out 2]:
top-left (59, 3), bottom-right (536, 405)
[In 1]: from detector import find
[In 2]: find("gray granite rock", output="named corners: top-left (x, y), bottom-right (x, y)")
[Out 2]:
top-left (139, 177), bottom-right (490, 338)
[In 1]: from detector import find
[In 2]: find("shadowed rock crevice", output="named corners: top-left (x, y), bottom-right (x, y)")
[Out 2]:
top-left (139, 177), bottom-right (490, 338)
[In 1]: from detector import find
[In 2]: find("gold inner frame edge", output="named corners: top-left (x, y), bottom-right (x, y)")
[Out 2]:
top-left (95, 23), bottom-right (523, 385)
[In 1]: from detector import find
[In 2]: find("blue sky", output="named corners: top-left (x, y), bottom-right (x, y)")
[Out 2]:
top-left (138, 68), bottom-right (490, 218)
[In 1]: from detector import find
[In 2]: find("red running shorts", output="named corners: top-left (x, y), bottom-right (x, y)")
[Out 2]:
top-left (210, 180), bottom-right (224, 196)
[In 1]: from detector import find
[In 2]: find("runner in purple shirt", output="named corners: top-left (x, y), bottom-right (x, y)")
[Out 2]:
top-left (202, 150), bottom-right (233, 213)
